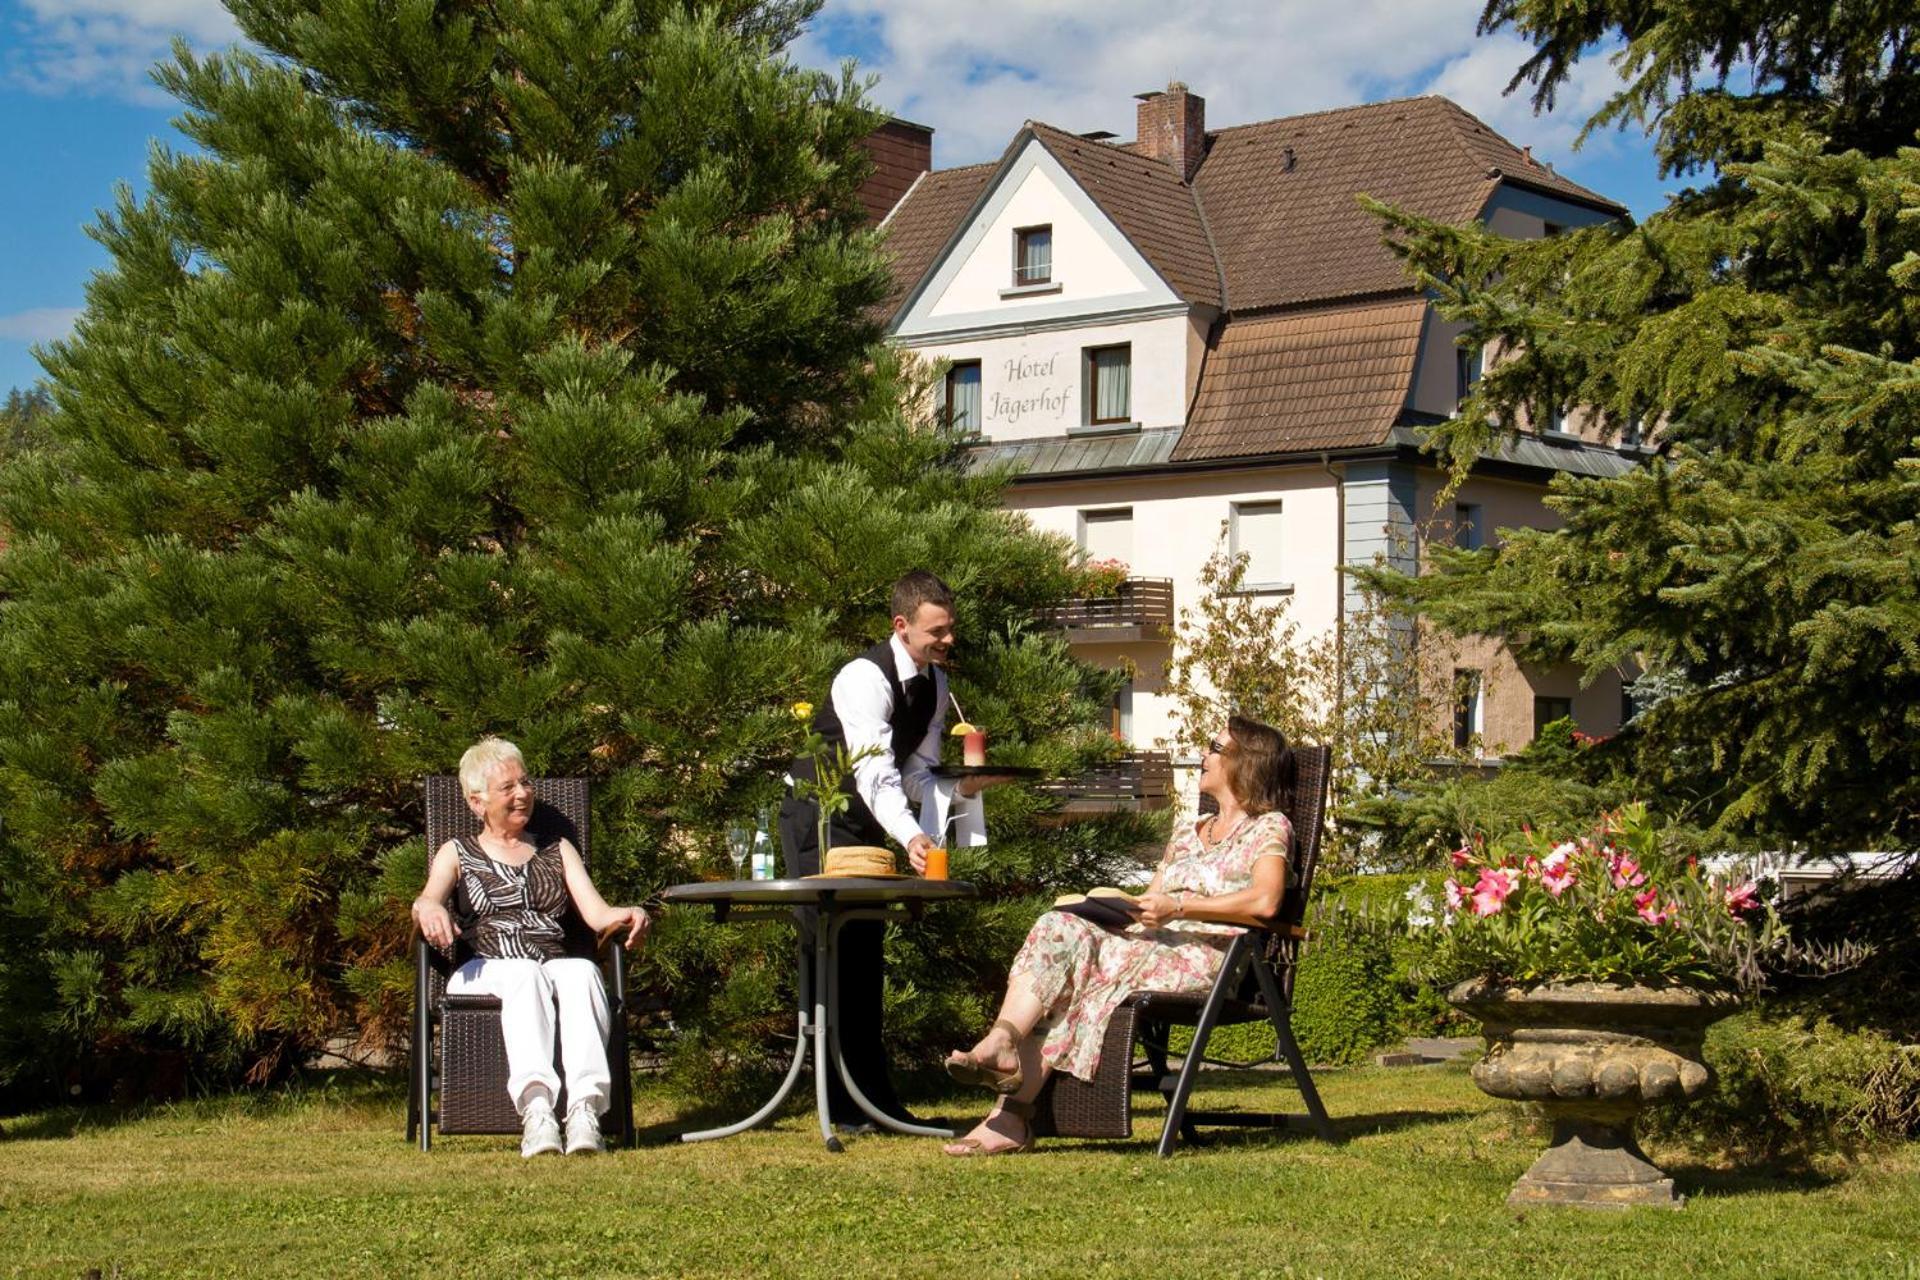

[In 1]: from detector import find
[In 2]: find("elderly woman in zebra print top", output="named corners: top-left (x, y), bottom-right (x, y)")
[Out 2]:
top-left (412, 737), bottom-right (649, 1157)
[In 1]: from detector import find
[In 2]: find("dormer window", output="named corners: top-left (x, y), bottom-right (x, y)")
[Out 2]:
top-left (1014, 226), bottom-right (1052, 286)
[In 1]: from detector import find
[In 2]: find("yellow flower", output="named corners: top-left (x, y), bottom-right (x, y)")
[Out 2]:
top-left (791, 701), bottom-right (814, 721)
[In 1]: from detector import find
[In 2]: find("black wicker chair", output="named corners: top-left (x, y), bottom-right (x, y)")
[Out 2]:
top-left (1031, 744), bottom-right (1337, 1156)
top-left (406, 776), bottom-right (635, 1150)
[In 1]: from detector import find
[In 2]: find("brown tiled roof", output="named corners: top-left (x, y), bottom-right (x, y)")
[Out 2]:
top-left (1026, 122), bottom-right (1222, 307)
top-left (875, 162), bottom-right (994, 315)
top-left (1172, 298), bottom-right (1428, 461)
top-left (876, 94), bottom-right (1622, 320)
top-left (1193, 96), bottom-right (1620, 311)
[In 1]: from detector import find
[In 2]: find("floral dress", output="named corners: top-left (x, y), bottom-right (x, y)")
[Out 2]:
top-left (1012, 808), bottom-right (1293, 1081)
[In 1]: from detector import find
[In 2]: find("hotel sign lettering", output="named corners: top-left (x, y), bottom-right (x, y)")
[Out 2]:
top-left (987, 352), bottom-right (1071, 427)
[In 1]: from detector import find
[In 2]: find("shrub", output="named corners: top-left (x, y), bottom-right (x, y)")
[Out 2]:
top-left (1644, 1007), bottom-right (1920, 1160)
top-left (1163, 873), bottom-right (1467, 1067)
top-left (1290, 916), bottom-right (1397, 1065)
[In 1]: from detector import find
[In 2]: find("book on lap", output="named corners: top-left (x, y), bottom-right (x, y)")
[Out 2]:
top-left (1050, 886), bottom-right (1143, 931)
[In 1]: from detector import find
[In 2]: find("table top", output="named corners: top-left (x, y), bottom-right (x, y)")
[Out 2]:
top-left (662, 877), bottom-right (978, 907)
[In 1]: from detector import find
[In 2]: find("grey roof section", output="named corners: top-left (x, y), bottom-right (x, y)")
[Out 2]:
top-left (968, 427), bottom-right (1183, 477)
top-left (1388, 426), bottom-right (1642, 479)
top-left (967, 423), bottom-right (1643, 480)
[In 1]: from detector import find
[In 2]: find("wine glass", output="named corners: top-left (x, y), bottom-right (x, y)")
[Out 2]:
top-left (725, 822), bottom-right (755, 881)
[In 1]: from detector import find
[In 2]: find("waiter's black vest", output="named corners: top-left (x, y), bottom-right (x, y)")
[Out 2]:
top-left (795, 641), bottom-right (938, 847)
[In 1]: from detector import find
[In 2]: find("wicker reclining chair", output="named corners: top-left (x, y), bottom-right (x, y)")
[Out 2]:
top-left (406, 775), bottom-right (635, 1151)
top-left (1031, 744), bottom-right (1337, 1157)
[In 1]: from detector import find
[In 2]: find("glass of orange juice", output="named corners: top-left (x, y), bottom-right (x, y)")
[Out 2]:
top-left (923, 846), bottom-right (949, 880)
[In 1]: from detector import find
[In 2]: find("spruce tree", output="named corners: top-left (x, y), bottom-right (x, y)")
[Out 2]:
top-left (0, 0), bottom-right (1118, 1099)
top-left (1360, 0), bottom-right (1920, 856)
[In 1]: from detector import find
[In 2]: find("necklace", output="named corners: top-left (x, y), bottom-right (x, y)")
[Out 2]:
top-left (1204, 812), bottom-right (1247, 847)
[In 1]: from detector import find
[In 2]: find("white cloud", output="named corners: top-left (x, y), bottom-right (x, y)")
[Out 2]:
top-left (0, 307), bottom-right (84, 342)
top-left (795, 0), bottom-right (1635, 172)
top-left (4, 0), bottom-right (240, 103)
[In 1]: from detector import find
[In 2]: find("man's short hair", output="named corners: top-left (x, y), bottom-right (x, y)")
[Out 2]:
top-left (891, 570), bottom-right (954, 622)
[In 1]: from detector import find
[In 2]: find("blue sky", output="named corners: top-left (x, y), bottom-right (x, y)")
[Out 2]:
top-left (0, 0), bottom-right (1684, 395)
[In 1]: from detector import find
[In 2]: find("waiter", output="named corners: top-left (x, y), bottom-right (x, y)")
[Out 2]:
top-left (780, 569), bottom-right (983, 1126)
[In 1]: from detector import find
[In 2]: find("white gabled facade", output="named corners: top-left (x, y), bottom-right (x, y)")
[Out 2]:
top-left (879, 93), bottom-right (1640, 771)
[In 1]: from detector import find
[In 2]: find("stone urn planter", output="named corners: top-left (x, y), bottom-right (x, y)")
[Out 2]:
top-left (1448, 978), bottom-right (1738, 1209)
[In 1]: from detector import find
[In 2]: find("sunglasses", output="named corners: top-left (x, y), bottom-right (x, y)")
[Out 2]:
top-left (1206, 738), bottom-right (1231, 756)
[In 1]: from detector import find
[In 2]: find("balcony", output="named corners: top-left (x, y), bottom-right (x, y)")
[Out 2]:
top-left (1033, 750), bottom-right (1175, 816)
top-left (1036, 577), bottom-right (1174, 644)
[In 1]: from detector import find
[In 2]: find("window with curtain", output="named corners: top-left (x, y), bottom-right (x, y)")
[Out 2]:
top-left (944, 361), bottom-right (981, 433)
top-left (1087, 344), bottom-right (1131, 424)
top-left (1014, 226), bottom-right (1052, 285)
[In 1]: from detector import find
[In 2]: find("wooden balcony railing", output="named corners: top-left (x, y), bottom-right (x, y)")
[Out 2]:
top-left (1035, 577), bottom-right (1174, 641)
top-left (1032, 750), bottom-right (1175, 815)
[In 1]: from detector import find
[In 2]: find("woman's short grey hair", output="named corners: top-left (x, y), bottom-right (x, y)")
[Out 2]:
top-left (459, 737), bottom-right (526, 799)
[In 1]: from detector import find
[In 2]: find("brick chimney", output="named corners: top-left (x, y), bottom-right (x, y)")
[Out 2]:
top-left (856, 118), bottom-right (933, 223)
top-left (1135, 82), bottom-right (1206, 181)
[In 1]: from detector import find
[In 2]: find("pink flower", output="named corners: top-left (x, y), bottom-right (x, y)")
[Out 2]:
top-left (1444, 879), bottom-right (1466, 913)
top-left (1634, 886), bottom-right (1671, 925)
top-left (1724, 880), bottom-right (1761, 918)
top-left (1540, 850), bottom-right (1575, 897)
top-left (1450, 847), bottom-right (1473, 869)
top-left (1609, 854), bottom-right (1646, 889)
top-left (1522, 855), bottom-right (1541, 879)
top-left (1471, 868), bottom-right (1515, 917)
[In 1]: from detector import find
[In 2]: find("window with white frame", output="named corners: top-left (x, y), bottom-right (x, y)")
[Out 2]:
top-left (1079, 507), bottom-right (1133, 566)
top-left (1014, 225), bottom-right (1052, 286)
top-left (1085, 344), bottom-right (1131, 425)
top-left (1230, 500), bottom-right (1287, 588)
top-left (1453, 669), bottom-right (1482, 751)
top-left (943, 360), bottom-right (981, 434)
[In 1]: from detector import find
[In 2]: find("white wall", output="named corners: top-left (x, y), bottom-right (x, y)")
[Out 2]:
top-left (1002, 465), bottom-right (1345, 751)
top-left (927, 162), bottom-right (1153, 316)
top-left (906, 314), bottom-right (1196, 439)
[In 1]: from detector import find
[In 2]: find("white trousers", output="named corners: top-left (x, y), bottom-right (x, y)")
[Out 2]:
top-left (448, 956), bottom-right (611, 1117)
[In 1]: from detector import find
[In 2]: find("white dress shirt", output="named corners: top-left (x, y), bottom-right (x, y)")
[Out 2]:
top-left (830, 634), bottom-right (946, 850)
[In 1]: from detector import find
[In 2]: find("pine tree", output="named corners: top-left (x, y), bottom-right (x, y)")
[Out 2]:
top-left (1359, 0), bottom-right (1920, 855)
top-left (0, 0), bottom-right (1114, 1099)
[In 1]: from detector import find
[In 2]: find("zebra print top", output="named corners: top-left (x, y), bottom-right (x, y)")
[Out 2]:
top-left (455, 834), bottom-right (570, 962)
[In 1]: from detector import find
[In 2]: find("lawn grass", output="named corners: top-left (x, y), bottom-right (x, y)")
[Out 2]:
top-left (2, 1061), bottom-right (1914, 1279)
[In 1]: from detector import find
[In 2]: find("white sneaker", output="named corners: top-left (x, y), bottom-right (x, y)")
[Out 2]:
top-left (520, 1100), bottom-right (563, 1158)
top-left (564, 1103), bottom-right (604, 1156)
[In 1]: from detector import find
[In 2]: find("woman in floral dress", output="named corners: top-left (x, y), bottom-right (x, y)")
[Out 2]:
top-left (942, 715), bottom-right (1296, 1155)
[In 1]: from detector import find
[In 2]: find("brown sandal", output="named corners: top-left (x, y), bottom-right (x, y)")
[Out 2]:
top-left (942, 1098), bottom-right (1034, 1157)
top-left (944, 1020), bottom-right (1024, 1095)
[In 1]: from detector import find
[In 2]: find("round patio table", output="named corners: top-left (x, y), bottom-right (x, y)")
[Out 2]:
top-left (661, 877), bottom-right (978, 1151)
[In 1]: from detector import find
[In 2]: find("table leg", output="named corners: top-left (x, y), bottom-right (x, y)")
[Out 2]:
top-left (826, 909), bottom-right (957, 1139)
top-left (679, 923), bottom-right (818, 1145)
top-left (813, 905), bottom-right (843, 1152)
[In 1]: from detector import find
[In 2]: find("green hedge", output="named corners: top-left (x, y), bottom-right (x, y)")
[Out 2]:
top-left (1165, 872), bottom-right (1468, 1066)
top-left (1644, 1008), bottom-right (1920, 1159)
